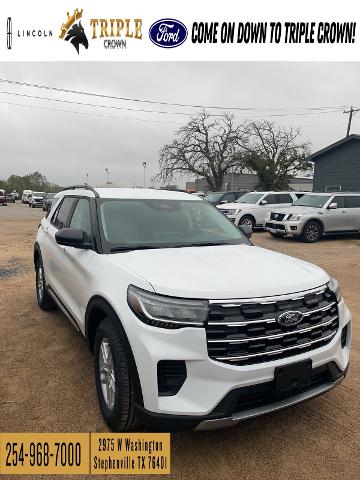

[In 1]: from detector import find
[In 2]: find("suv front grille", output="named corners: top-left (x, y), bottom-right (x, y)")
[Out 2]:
top-left (270, 212), bottom-right (286, 221)
top-left (206, 287), bottom-right (339, 366)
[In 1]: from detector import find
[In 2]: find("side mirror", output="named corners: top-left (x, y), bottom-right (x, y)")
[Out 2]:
top-left (239, 224), bottom-right (253, 239)
top-left (260, 200), bottom-right (268, 205)
top-left (55, 228), bottom-right (91, 249)
top-left (328, 202), bottom-right (338, 210)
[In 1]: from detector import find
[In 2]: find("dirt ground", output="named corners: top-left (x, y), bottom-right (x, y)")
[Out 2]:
top-left (0, 202), bottom-right (359, 480)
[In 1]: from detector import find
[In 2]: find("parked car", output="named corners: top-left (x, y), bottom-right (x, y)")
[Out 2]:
top-left (0, 192), bottom-right (7, 206)
top-left (29, 191), bottom-right (47, 208)
top-left (217, 191), bottom-right (302, 229)
top-left (43, 193), bottom-right (56, 212)
top-left (205, 190), bottom-right (248, 206)
top-left (34, 185), bottom-right (351, 432)
top-left (11, 191), bottom-right (19, 200)
top-left (265, 192), bottom-right (360, 242)
top-left (5, 193), bottom-right (16, 203)
top-left (22, 190), bottom-right (32, 204)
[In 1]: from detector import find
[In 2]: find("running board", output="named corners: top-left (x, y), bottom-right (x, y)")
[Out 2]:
top-left (47, 286), bottom-right (80, 332)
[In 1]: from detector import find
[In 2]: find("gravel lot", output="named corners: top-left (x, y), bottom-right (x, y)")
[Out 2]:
top-left (1, 202), bottom-right (359, 480)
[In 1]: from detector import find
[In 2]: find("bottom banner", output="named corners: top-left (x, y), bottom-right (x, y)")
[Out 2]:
top-left (0, 433), bottom-right (170, 475)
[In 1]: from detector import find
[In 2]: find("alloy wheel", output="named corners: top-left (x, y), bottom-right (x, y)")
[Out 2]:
top-left (99, 338), bottom-right (116, 411)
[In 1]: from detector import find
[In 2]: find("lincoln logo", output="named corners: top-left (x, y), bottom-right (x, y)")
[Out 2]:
top-left (278, 311), bottom-right (304, 327)
top-left (7, 17), bottom-right (12, 49)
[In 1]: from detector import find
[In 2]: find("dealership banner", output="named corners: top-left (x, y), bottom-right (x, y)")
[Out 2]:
top-left (0, 0), bottom-right (359, 61)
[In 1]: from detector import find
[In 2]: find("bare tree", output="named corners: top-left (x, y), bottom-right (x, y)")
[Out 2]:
top-left (238, 121), bottom-right (312, 190)
top-left (154, 112), bottom-right (247, 191)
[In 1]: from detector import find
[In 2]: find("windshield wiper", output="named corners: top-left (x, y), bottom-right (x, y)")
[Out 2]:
top-left (110, 241), bottom-right (240, 252)
top-left (110, 245), bottom-right (165, 252)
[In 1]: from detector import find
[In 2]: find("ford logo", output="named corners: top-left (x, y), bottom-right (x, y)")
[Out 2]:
top-left (278, 311), bottom-right (304, 327)
top-left (149, 18), bottom-right (187, 48)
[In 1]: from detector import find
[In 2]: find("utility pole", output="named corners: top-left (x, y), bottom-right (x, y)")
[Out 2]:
top-left (85, 173), bottom-right (89, 185)
top-left (105, 168), bottom-right (110, 184)
top-left (142, 162), bottom-right (147, 188)
top-left (344, 106), bottom-right (360, 137)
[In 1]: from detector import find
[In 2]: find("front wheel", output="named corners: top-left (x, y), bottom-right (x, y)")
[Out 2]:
top-left (301, 221), bottom-right (322, 243)
top-left (239, 215), bottom-right (255, 230)
top-left (94, 318), bottom-right (140, 432)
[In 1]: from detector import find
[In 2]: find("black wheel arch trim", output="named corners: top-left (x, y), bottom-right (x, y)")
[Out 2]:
top-left (85, 295), bottom-right (144, 407)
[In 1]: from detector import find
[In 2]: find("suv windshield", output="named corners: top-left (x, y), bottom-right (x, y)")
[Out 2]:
top-left (99, 199), bottom-right (250, 251)
top-left (33, 192), bottom-right (46, 197)
top-left (205, 193), bottom-right (223, 203)
top-left (293, 195), bottom-right (331, 208)
top-left (236, 193), bottom-right (263, 204)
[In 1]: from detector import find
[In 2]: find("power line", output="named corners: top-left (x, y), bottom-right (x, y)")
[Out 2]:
top-left (0, 100), bottom-right (183, 124)
top-left (0, 90), bottom-right (345, 118)
top-left (0, 77), bottom-right (348, 114)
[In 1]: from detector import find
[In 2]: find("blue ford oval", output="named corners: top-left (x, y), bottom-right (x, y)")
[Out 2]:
top-left (149, 18), bottom-right (188, 48)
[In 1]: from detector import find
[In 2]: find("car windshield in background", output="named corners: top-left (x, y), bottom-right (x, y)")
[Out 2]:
top-left (205, 193), bottom-right (223, 203)
top-left (33, 192), bottom-right (46, 197)
top-left (293, 195), bottom-right (331, 208)
top-left (236, 193), bottom-right (263, 204)
top-left (47, 193), bottom-right (55, 199)
top-left (99, 199), bottom-right (250, 251)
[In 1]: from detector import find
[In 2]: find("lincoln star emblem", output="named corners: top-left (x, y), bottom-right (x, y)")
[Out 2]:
top-left (278, 311), bottom-right (304, 327)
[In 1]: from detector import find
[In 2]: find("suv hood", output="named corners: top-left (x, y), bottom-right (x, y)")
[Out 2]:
top-left (218, 202), bottom-right (255, 211)
top-left (108, 245), bottom-right (329, 299)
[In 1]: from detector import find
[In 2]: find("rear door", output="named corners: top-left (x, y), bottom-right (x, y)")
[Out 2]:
top-left (343, 196), bottom-right (360, 230)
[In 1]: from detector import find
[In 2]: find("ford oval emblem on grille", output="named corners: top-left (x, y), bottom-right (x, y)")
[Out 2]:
top-left (278, 311), bottom-right (303, 327)
top-left (149, 19), bottom-right (188, 48)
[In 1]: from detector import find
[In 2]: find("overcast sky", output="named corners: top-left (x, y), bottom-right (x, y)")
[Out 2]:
top-left (1, 62), bottom-right (360, 188)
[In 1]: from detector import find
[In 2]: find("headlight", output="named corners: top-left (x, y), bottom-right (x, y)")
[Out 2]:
top-left (327, 277), bottom-right (342, 302)
top-left (226, 208), bottom-right (238, 215)
top-left (289, 214), bottom-right (303, 221)
top-left (127, 285), bottom-right (209, 328)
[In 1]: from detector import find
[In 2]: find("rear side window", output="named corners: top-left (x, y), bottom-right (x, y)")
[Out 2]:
top-left (344, 196), bottom-right (360, 208)
top-left (51, 197), bottom-right (76, 229)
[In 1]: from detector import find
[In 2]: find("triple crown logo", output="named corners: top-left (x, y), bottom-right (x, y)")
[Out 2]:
top-left (59, 9), bottom-right (88, 54)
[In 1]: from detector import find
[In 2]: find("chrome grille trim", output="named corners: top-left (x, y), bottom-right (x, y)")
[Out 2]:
top-left (208, 315), bottom-right (338, 344)
top-left (207, 301), bottom-right (336, 327)
top-left (214, 330), bottom-right (337, 361)
top-left (206, 286), bottom-right (339, 366)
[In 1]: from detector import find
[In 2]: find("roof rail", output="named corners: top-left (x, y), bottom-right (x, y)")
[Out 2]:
top-left (60, 184), bottom-right (99, 198)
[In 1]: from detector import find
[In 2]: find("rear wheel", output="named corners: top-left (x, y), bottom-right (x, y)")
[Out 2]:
top-left (301, 221), bottom-right (322, 243)
top-left (94, 318), bottom-right (140, 432)
top-left (239, 215), bottom-right (255, 230)
top-left (35, 257), bottom-right (56, 310)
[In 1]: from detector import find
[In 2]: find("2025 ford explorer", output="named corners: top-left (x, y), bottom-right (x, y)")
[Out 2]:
top-left (34, 186), bottom-right (351, 432)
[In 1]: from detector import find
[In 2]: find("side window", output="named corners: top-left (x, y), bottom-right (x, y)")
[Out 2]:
top-left (332, 196), bottom-right (345, 208)
top-left (263, 194), bottom-right (277, 204)
top-left (69, 198), bottom-right (93, 243)
top-left (294, 193), bottom-right (305, 200)
top-left (51, 197), bottom-right (76, 229)
top-left (222, 193), bottom-right (236, 203)
top-left (344, 196), bottom-right (360, 208)
top-left (276, 194), bottom-right (293, 203)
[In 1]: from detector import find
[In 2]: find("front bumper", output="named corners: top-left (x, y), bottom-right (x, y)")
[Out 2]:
top-left (265, 220), bottom-right (304, 236)
top-left (136, 361), bottom-right (348, 431)
top-left (124, 298), bottom-right (351, 430)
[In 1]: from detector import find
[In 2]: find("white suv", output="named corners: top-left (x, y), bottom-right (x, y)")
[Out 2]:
top-left (34, 186), bottom-right (351, 432)
top-left (217, 191), bottom-right (302, 229)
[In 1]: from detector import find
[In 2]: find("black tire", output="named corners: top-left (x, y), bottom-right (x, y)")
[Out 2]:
top-left (301, 221), bottom-right (322, 243)
top-left (35, 257), bottom-right (56, 310)
top-left (270, 232), bottom-right (285, 238)
top-left (239, 215), bottom-right (255, 230)
top-left (94, 317), bottom-right (140, 432)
